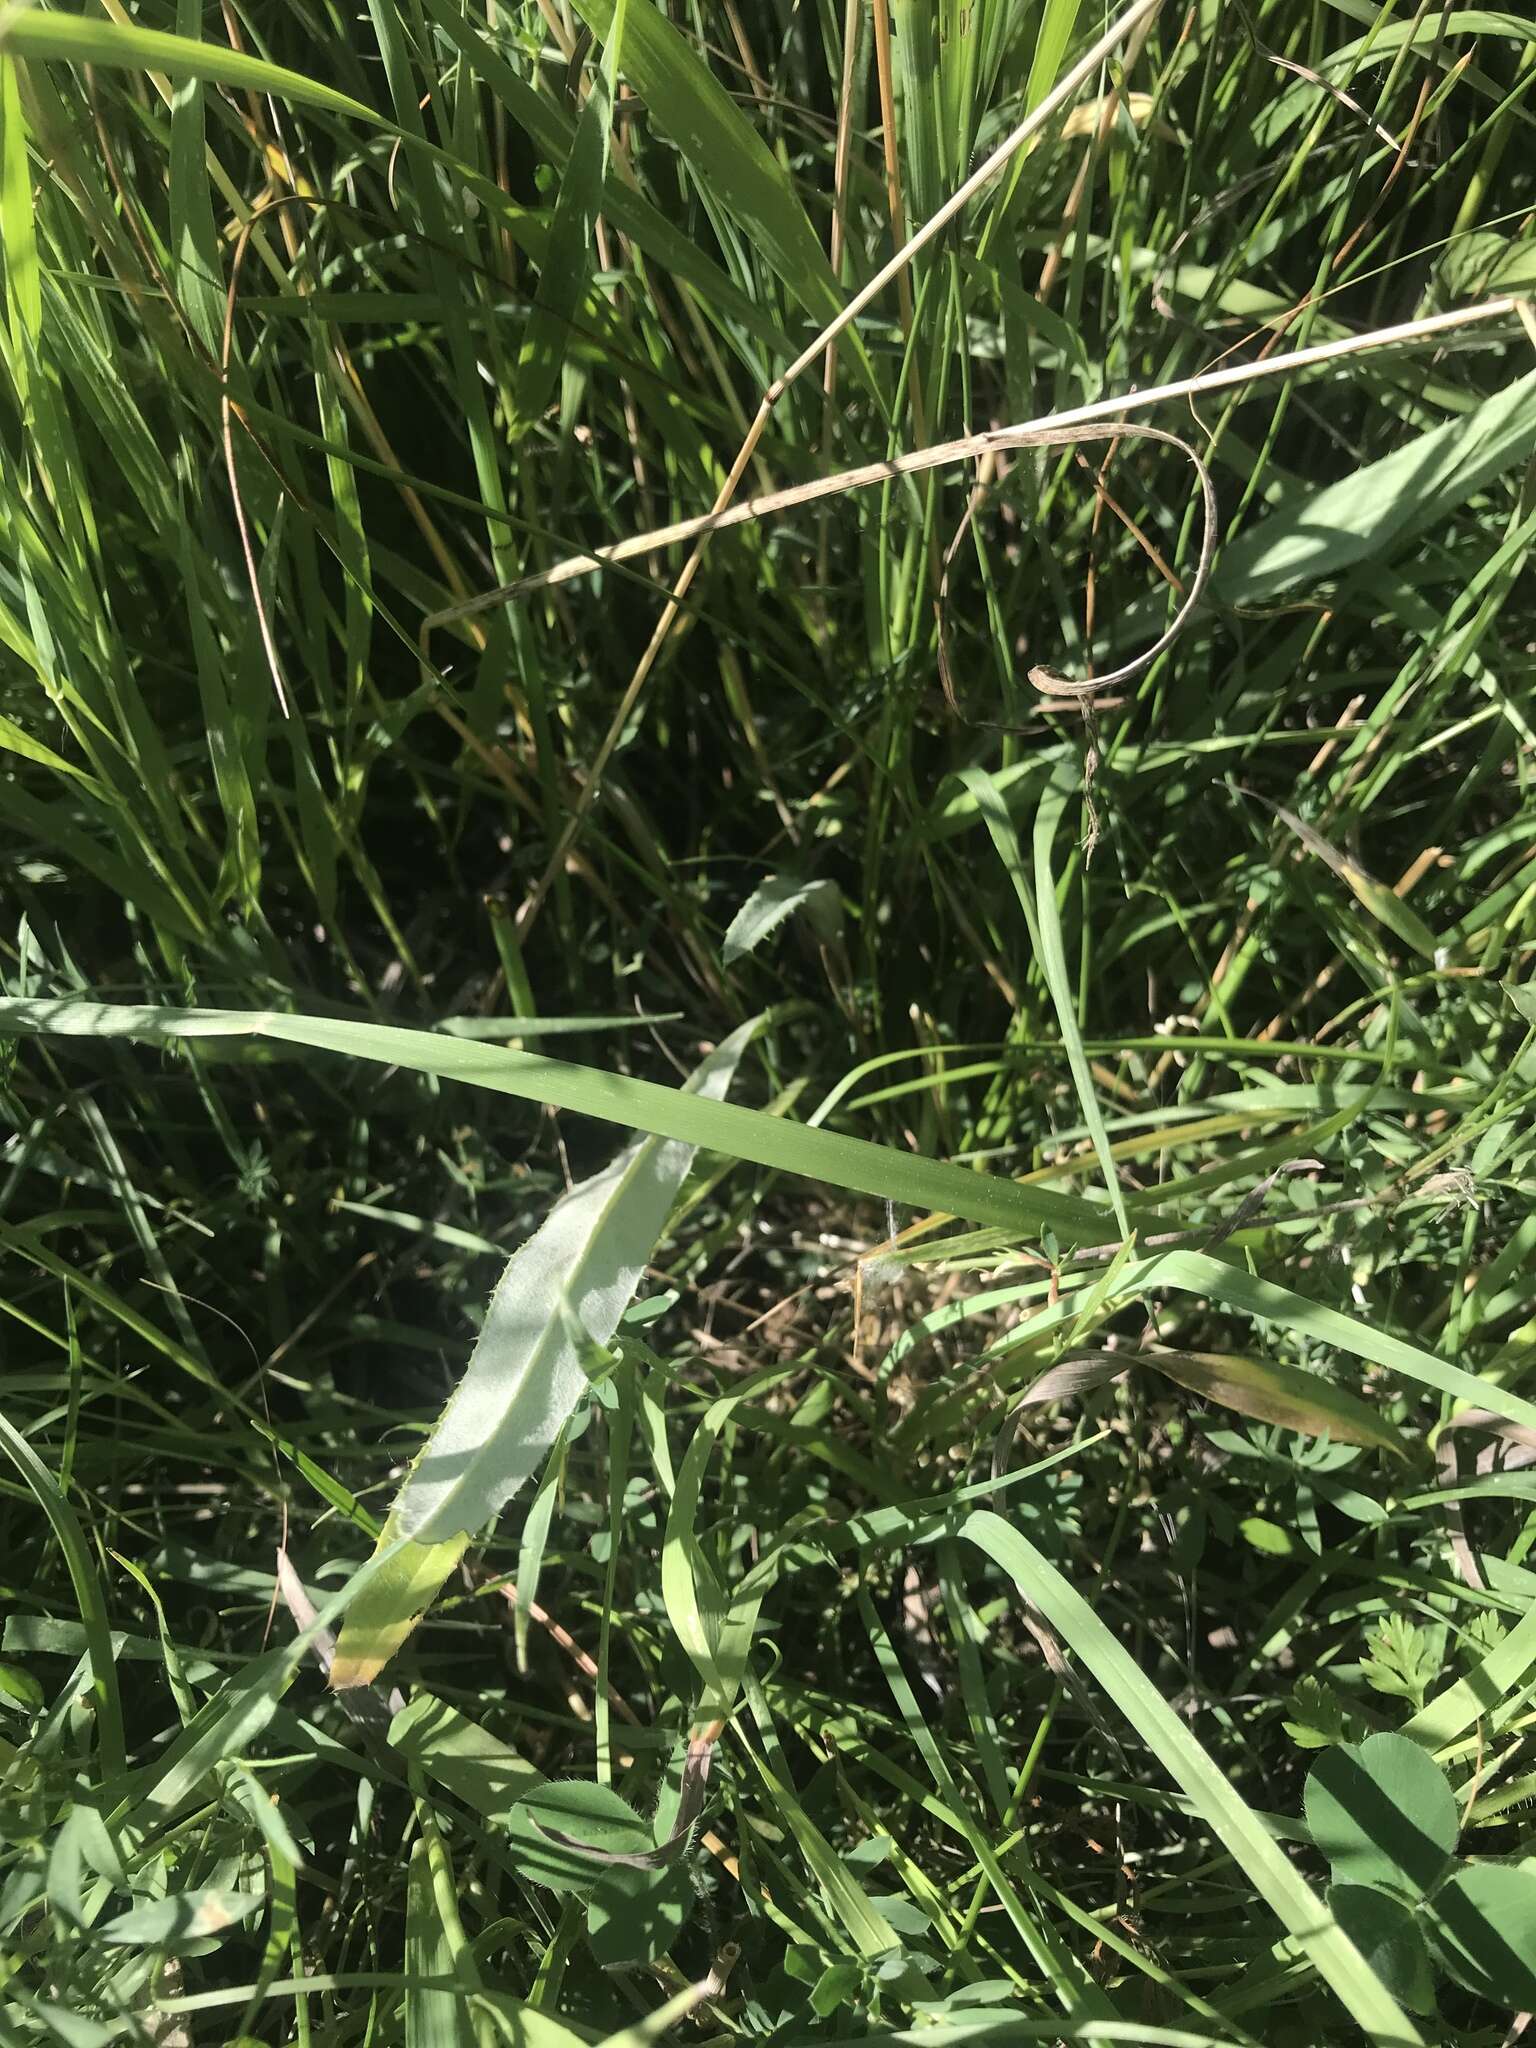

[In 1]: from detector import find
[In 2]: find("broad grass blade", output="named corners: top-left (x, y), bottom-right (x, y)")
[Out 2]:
top-left (1215, 369), bottom-right (1536, 603)
top-left (392, 1018), bottom-right (757, 1544)
top-left (565, 0), bottom-right (856, 348)
top-left (330, 1020), bottom-right (759, 1686)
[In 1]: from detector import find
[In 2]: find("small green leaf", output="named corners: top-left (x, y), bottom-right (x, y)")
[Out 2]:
top-left (809, 1961), bottom-right (863, 2017)
top-left (1361, 1614), bottom-right (1441, 1713)
top-left (1428, 1862), bottom-right (1536, 2010)
top-left (507, 1782), bottom-right (651, 1894)
top-left (722, 874), bottom-right (842, 967)
top-left (0, 1659), bottom-right (43, 1713)
top-left (98, 1887), bottom-right (264, 1950)
top-left (585, 1857), bottom-right (695, 1965)
top-left (1240, 1515), bottom-right (1297, 1557)
top-left (1304, 1734), bottom-right (1459, 1898)
top-left (1458, 1612), bottom-right (1509, 1670)
top-left (1284, 1676), bottom-right (1359, 1751)
top-left (1328, 1885), bottom-right (1438, 2014)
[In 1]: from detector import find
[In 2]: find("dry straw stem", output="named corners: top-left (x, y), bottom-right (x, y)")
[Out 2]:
top-left (432, 295), bottom-right (1522, 623)
top-left (425, 0), bottom-right (1522, 937)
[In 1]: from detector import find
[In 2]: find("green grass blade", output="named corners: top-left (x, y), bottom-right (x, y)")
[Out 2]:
top-left (405, 1816), bottom-right (481, 2048)
top-left (1402, 1600), bottom-right (1536, 1749)
top-left (1023, 0), bottom-right (1087, 114)
top-left (0, 999), bottom-right (1111, 1240)
top-left (1215, 368), bottom-right (1536, 603)
top-left (565, 0), bottom-right (861, 353)
top-left (963, 1510), bottom-right (1424, 2047)
top-left (961, 764), bottom-right (1128, 1233)
top-left (0, 1411), bottom-right (125, 1784)
top-left (0, 52), bottom-right (42, 377)
top-left (1031, 764), bottom-right (1131, 1236)
top-left (661, 1371), bottom-right (792, 1722)
top-left (510, 0), bottom-right (629, 432)
top-left (330, 1022), bottom-right (757, 1684)
top-left (0, 7), bottom-right (381, 124)
top-left (167, 0), bottom-right (224, 354)
top-left (125, 1534), bottom-right (419, 1820)
top-left (389, 1692), bottom-right (546, 1819)
top-left (416, 0), bottom-right (787, 349)
top-left (1146, 1248), bottom-right (1536, 1437)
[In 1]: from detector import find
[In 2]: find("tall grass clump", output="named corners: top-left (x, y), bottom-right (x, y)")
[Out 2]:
top-left (1, 0), bottom-right (1535, 2041)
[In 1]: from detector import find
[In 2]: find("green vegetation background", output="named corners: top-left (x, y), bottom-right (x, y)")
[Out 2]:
top-left (1, 0), bottom-right (1535, 2041)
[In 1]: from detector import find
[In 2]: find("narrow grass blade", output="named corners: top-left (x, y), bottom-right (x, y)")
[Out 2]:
top-left (167, 0), bottom-right (224, 353)
top-left (0, 1000), bottom-right (1110, 1240)
top-left (990, 1244), bottom-right (1536, 1439)
top-left (1402, 1601), bottom-right (1536, 1749)
top-left (1147, 1248), bottom-right (1536, 1437)
top-left (405, 1817), bottom-right (479, 2048)
top-left (0, 1412), bottom-right (124, 1784)
top-left (1252, 798), bottom-right (1441, 961)
top-left (511, 0), bottom-right (629, 431)
top-left (856, 1585), bottom-right (1118, 2019)
top-left (417, 0), bottom-right (785, 348)
top-left (662, 1371), bottom-right (790, 1720)
top-left (963, 1510), bottom-right (1423, 2046)
top-left (1031, 763), bottom-right (1130, 1236)
top-left (0, 51), bottom-right (42, 379)
top-left (1023, 0), bottom-right (1086, 114)
top-left (961, 765), bottom-right (1128, 1233)
top-left (0, 8), bottom-right (380, 124)
top-left (739, 1686), bottom-right (904, 1963)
